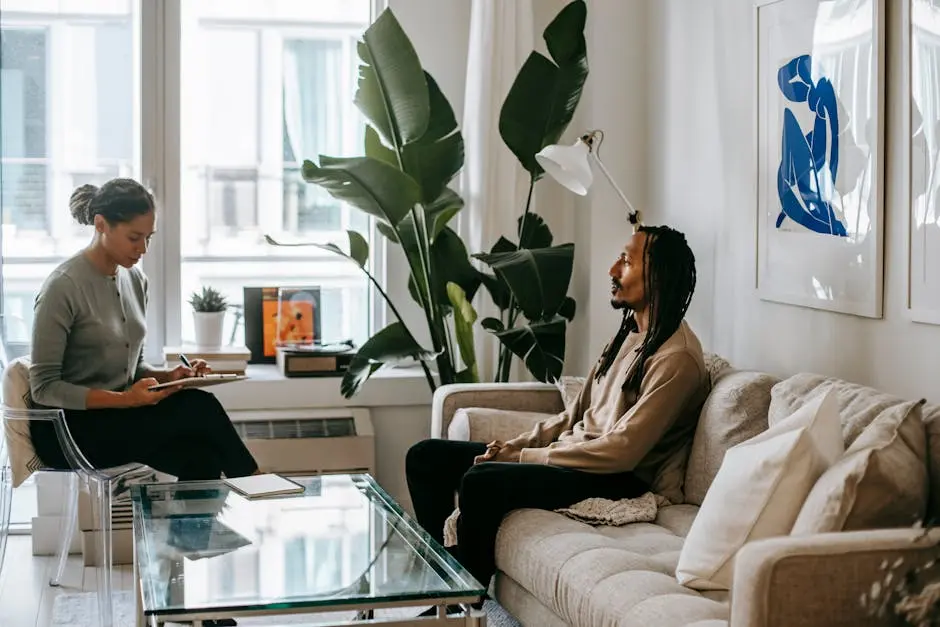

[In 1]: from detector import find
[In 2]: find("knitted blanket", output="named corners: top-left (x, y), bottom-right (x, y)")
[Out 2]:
top-left (442, 492), bottom-right (670, 547)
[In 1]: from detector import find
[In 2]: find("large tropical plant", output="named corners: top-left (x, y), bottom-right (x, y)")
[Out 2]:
top-left (267, 9), bottom-right (480, 397)
top-left (268, 0), bottom-right (590, 396)
top-left (475, 0), bottom-right (589, 383)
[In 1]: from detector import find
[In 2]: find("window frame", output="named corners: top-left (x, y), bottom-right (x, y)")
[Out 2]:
top-left (139, 0), bottom-right (386, 363)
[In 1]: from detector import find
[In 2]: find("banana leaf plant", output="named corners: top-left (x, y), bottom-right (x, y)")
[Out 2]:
top-left (475, 0), bottom-right (589, 383)
top-left (267, 9), bottom-right (480, 397)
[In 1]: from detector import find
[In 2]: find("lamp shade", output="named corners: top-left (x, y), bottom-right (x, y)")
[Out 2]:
top-left (535, 139), bottom-right (593, 195)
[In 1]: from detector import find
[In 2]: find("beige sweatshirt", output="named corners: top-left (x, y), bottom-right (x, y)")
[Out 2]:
top-left (508, 320), bottom-right (708, 502)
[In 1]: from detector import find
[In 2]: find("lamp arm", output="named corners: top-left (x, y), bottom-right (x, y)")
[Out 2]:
top-left (590, 153), bottom-right (641, 226)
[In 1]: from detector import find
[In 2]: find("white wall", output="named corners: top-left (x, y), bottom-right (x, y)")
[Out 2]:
top-left (562, 0), bottom-right (657, 373)
top-left (565, 1), bottom-right (724, 372)
top-left (647, 0), bottom-right (940, 404)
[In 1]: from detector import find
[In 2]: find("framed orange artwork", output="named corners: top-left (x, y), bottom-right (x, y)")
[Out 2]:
top-left (244, 286), bottom-right (321, 363)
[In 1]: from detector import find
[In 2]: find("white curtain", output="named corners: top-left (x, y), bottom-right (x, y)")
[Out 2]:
top-left (283, 40), bottom-right (342, 165)
top-left (458, 0), bottom-right (535, 380)
top-left (283, 40), bottom-right (342, 232)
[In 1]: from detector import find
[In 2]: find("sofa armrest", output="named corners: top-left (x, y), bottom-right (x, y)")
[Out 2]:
top-left (430, 383), bottom-right (565, 439)
top-left (448, 408), bottom-right (559, 444)
top-left (731, 527), bottom-right (940, 627)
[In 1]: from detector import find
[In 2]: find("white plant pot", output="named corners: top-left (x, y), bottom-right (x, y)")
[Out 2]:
top-left (193, 311), bottom-right (225, 349)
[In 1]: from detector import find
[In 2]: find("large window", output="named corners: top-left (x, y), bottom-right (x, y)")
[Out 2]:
top-left (178, 2), bottom-right (373, 348)
top-left (0, 0), bottom-right (374, 362)
top-left (1, 2), bottom-right (138, 348)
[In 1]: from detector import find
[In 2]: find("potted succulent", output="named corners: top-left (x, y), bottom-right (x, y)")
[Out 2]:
top-left (189, 286), bottom-right (228, 349)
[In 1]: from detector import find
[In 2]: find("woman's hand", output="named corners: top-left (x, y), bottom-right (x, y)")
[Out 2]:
top-left (473, 440), bottom-right (522, 464)
top-left (123, 378), bottom-right (179, 407)
top-left (165, 359), bottom-right (211, 382)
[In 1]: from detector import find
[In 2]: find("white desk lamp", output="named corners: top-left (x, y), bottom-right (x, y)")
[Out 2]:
top-left (535, 129), bottom-right (643, 230)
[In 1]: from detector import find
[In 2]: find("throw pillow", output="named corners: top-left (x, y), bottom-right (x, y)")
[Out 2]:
top-left (1, 357), bottom-right (44, 487)
top-left (702, 352), bottom-right (732, 385)
top-left (684, 370), bottom-right (779, 506)
top-left (675, 388), bottom-right (843, 590)
top-left (791, 399), bottom-right (927, 534)
top-left (923, 403), bottom-right (940, 522)
top-left (555, 376), bottom-right (586, 409)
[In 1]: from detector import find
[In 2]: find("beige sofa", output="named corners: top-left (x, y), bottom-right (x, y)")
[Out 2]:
top-left (430, 365), bottom-right (940, 627)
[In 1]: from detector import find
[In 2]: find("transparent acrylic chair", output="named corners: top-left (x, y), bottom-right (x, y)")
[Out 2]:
top-left (0, 406), bottom-right (144, 627)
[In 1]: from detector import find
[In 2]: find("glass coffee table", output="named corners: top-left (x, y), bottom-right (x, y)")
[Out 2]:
top-left (130, 474), bottom-right (486, 626)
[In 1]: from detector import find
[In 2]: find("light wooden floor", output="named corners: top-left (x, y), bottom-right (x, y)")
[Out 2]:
top-left (0, 536), bottom-right (134, 627)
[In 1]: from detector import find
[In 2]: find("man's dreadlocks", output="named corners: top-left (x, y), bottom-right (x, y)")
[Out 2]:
top-left (594, 225), bottom-right (697, 393)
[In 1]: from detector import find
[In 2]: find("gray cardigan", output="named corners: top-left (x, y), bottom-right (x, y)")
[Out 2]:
top-left (29, 252), bottom-right (150, 410)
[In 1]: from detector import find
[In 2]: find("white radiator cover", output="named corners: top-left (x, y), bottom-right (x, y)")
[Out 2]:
top-left (229, 407), bottom-right (376, 477)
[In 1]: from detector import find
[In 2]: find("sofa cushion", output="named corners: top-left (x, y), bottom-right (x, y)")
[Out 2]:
top-left (555, 376), bottom-right (587, 409)
top-left (923, 403), bottom-right (940, 522)
top-left (676, 389), bottom-right (843, 590)
top-left (792, 399), bottom-right (927, 534)
top-left (495, 507), bottom-right (728, 627)
top-left (684, 370), bottom-right (779, 506)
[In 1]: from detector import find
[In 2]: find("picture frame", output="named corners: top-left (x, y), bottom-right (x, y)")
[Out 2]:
top-left (243, 286), bottom-right (322, 364)
top-left (755, 0), bottom-right (886, 318)
top-left (906, 0), bottom-right (940, 325)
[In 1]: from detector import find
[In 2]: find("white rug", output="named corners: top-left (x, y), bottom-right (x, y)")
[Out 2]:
top-left (52, 591), bottom-right (521, 626)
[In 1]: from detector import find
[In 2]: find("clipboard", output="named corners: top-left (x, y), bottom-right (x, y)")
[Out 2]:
top-left (147, 374), bottom-right (248, 391)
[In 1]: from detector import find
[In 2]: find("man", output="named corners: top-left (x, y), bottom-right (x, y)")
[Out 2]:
top-left (406, 225), bottom-right (708, 596)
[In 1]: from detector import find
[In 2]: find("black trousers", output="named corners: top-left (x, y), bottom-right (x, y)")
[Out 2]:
top-left (405, 439), bottom-right (649, 589)
top-left (30, 388), bottom-right (258, 481)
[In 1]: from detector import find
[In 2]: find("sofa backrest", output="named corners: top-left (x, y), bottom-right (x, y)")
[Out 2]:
top-left (768, 373), bottom-right (931, 524)
top-left (687, 369), bottom-right (939, 524)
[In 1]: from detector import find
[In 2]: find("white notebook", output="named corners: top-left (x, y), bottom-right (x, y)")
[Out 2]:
top-left (223, 473), bottom-right (305, 499)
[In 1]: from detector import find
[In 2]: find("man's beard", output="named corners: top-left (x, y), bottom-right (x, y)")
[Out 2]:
top-left (610, 278), bottom-right (629, 309)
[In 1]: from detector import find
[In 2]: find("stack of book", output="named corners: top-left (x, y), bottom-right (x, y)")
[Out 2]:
top-left (163, 345), bottom-right (251, 375)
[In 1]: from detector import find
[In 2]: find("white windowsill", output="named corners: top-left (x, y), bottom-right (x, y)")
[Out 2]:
top-left (211, 364), bottom-right (433, 410)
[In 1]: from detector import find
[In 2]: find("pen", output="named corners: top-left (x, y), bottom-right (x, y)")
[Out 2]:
top-left (179, 353), bottom-right (194, 372)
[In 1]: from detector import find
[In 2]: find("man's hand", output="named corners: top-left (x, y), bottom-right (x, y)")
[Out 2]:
top-left (166, 359), bottom-right (211, 382)
top-left (474, 440), bottom-right (522, 464)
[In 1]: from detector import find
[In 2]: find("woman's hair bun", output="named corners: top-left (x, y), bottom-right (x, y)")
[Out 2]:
top-left (69, 184), bottom-right (99, 225)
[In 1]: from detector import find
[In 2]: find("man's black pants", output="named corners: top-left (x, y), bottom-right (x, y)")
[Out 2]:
top-left (30, 388), bottom-right (258, 481)
top-left (405, 439), bottom-right (648, 588)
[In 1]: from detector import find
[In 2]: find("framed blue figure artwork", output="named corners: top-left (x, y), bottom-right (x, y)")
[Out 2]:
top-left (755, 0), bottom-right (886, 318)
top-left (908, 0), bottom-right (940, 325)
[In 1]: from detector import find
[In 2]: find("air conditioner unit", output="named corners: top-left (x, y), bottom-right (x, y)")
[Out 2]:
top-left (229, 407), bottom-right (376, 477)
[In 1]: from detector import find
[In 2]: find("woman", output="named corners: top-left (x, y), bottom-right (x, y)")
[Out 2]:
top-left (28, 178), bottom-right (259, 481)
